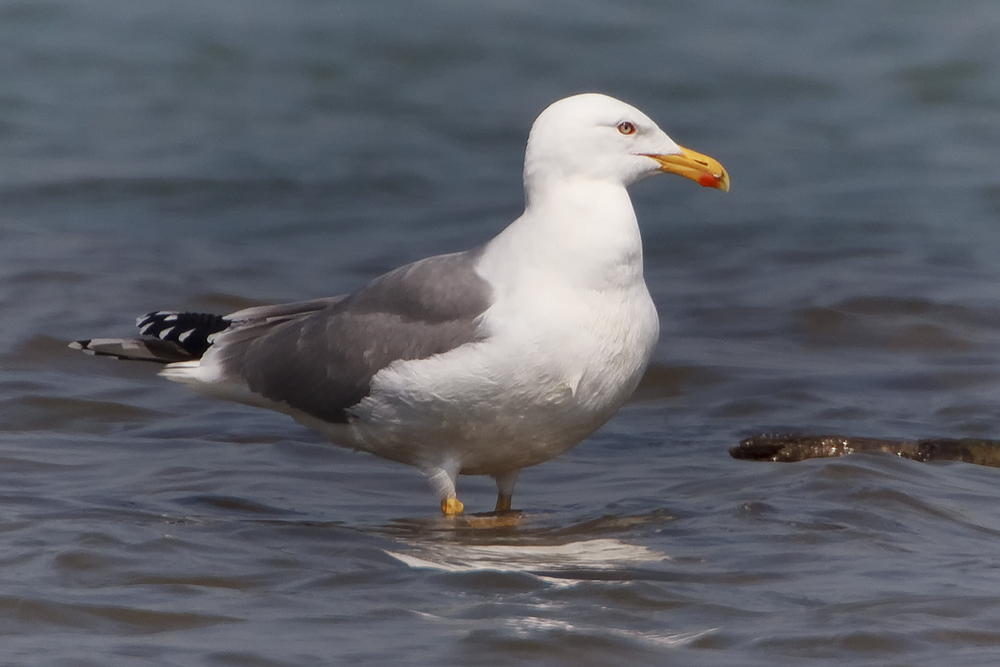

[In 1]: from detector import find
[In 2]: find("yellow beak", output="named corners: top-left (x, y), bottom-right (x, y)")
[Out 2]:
top-left (644, 146), bottom-right (730, 192)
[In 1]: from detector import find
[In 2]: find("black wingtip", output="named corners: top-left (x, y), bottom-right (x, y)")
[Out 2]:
top-left (135, 311), bottom-right (230, 358)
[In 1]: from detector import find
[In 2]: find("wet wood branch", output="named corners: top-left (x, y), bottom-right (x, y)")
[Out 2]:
top-left (731, 433), bottom-right (1000, 469)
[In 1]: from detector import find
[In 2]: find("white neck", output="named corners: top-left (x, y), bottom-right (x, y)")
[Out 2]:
top-left (477, 178), bottom-right (646, 293)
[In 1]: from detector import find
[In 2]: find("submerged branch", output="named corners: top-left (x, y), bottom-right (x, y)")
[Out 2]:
top-left (731, 433), bottom-right (1000, 469)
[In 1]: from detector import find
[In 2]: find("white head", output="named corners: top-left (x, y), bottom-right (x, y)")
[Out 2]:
top-left (523, 93), bottom-right (729, 196)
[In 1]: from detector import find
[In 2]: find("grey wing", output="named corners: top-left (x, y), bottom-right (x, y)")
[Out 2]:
top-left (224, 296), bottom-right (348, 323)
top-left (212, 249), bottom-right (493, 424)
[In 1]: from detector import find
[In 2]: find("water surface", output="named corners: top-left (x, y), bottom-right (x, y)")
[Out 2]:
top-left (2, 1), bottom-right (1000, 665)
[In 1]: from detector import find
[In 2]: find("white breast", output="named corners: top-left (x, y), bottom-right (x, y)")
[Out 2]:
top-left (340, 179), bottom-right (660, 474)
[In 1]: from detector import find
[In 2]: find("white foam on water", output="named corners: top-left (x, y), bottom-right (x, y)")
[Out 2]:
top-left (390, 539), bottom-right (714, 649)
top-left (507, 617), bottom-right (717, 648)
top-left (385, 537), bottom-right (666, 574)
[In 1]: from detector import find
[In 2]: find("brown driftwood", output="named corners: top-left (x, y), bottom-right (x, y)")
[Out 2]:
top-left (731, 433), bottom-right (1000, 469)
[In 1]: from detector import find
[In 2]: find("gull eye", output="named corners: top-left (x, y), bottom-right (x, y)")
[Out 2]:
top-left (617, 121), bottom-right (636, 135)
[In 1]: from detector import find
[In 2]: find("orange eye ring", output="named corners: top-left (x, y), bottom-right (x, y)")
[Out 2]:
top-left (617, 121), bottom-right (636, 135)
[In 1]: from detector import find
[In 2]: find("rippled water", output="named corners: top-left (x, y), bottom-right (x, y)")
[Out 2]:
top-left (3, 1), bottom-right (1000, 665)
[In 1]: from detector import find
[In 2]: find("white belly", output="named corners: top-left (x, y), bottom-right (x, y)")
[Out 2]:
top-left (330, 282), bottom-right (659, 475)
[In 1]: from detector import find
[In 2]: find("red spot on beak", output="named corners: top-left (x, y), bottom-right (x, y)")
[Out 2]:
top-left (698, 173), bottom-right (720, 188)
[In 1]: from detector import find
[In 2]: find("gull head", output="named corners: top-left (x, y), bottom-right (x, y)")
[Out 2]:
top-left (523, 93), bottom-right (729, 193)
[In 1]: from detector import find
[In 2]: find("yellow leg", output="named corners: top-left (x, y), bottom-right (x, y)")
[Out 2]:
top-left (441, 496), bottom-right (464, 516)
top-left (494, 493), bottom-right (512, 513)
top-left (492, 470), bottom-right (519, 514)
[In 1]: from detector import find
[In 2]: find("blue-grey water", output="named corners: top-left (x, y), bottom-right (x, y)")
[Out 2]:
top-left (3, 1), bottom-right (1000, 664)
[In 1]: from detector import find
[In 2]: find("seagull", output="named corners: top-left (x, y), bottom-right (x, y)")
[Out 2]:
top-left (71, 93), bottom-right (729, 516)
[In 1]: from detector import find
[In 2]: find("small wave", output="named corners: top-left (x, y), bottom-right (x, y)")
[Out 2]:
top-left (385, 537), bottom-right (666, 574)
top-left (505, 617), bottom-right (717, 649)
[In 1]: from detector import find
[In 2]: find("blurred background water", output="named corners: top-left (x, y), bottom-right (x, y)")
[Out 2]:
top-left (2, 0), bottom-right (1000, 665)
